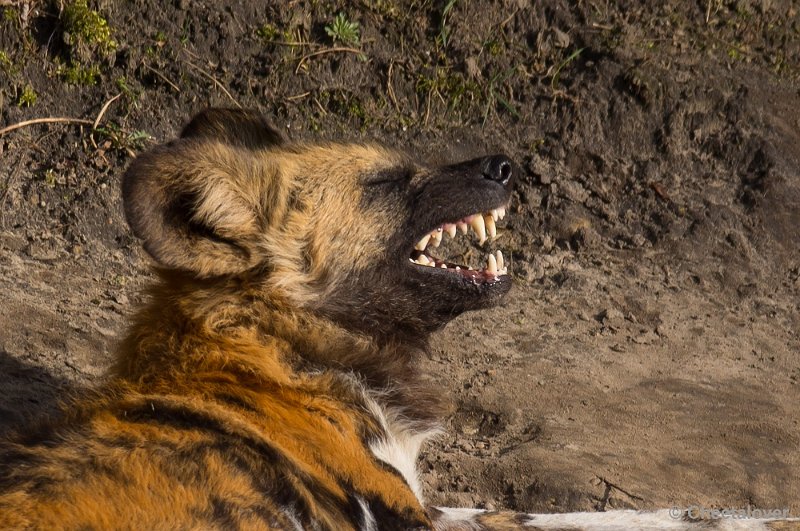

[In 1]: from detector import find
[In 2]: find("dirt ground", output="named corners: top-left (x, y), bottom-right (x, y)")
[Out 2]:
top-left (1, 0), bottom-right (799, 517)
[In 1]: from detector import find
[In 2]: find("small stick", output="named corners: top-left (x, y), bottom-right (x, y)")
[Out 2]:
top-left (285, 91), bottom-right (311, 101)
top-left (0, 117), bottom-right (94, 137)
top-left (499, 8), bottom-right (519, 27)
top-left (142, 64), bottom-right (181, 93)
top-left (92, 93), bottom-right (122, 130)
top-left (90, 93), bottom-right (122, 148)
top-left (295, 47), bottom-right (364, 74)
top-left (270, 40), bottom-right (318, 47)
top-left (312, 97), bottom-right (328, 116)
top-left (183, 59), bottom-right (242, 108)
top-left (386, 59), bottom-right (400, 113)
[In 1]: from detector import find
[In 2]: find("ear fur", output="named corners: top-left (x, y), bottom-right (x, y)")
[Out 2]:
top-left (122, 108), bottom-right (285, 277)
top-left (179, 108), bottom-right (285, 149)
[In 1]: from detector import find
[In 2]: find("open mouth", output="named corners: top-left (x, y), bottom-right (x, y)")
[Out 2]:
top-left (408, 207), bottom-right (508, 283)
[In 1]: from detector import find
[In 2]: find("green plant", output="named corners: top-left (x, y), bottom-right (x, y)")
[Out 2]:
top-left (0, 51), bottom-right (11, 69)
top-left (483, 67), bottom-right (520, 125)
top-left (63, 0), bottom-right (117, 56)
top-left (417, 68), bottom-right (479, 110)
top-left (438, 0), bottom-right (458, 47)
top-left (484, 39), bottom-right (502, 56)
top-left (43, 169), bottom-right (57, 187)
top-left (94, 123), bottom-right (152, 155)
top-left (2, 7), bottom-right (17, 23)
top-left (17, 84), bottom-right (37, 107)
top-left (550, 47), bottom-right (585, 90)
top-left (256, 23), bottom-right (278, 42)
top-left (115, 76), bottom-right (141, 110)
top-left (325, 13), bottom-right (359, 46)
top-left (58, 1), bottom-right (116, 86)
top-left (57, 62), bottom-right (100, 85)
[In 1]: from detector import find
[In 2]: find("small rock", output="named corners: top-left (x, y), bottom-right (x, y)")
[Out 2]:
top-left (464, 56), bottom-right (481, 79)
top-left (553, 28), bottom-right (570, 48)
top-left (598, 307), bottom-right (624, 323)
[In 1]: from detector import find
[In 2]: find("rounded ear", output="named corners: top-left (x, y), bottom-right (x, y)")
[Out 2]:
top-left (179, 108), bottom-right (285, 149)
top-left (122, 109), bottom-right (282, 277)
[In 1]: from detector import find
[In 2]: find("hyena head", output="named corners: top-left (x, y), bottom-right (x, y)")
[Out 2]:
top-left (123, 108), bottom-right (514, 342)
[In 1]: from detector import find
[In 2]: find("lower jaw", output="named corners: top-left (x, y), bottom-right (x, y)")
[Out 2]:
top-left (409, 250), bottom-right (508, 283)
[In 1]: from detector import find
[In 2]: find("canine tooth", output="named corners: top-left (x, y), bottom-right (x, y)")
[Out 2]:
top-left (470, 215), bottom-right (487, 244)
top-left (430, 230), bottom-right (443, 247)
top-left (485, 214), bottom-right (496, 239)
top-left (445, 224), bottom-right (457, 239)
top-left (490, 209), bottom-right (499, 221)
top-left (457, 221), bottom-right (468, 235)
top-left (496, 250), bottom-right (504, 270)
top-left (415, 234), bottom-right (431, 251)
top-left (487, 253), bottom-right (498, 274)
top-left (426, 260), bottom-right (436, 267)
top-left (418, 254), bottom-right (431, 265)
top-left (497, 206), bottom-right (506, 220)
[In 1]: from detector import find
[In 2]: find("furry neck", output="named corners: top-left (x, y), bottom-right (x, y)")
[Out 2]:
top-left (112, 270), bottom-right (446, 424)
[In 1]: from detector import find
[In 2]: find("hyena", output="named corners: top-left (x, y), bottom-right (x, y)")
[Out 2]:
top-left (0, 109), bottom-right (795, 531)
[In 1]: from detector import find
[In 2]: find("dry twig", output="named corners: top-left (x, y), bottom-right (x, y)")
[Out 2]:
top-left (90, 93), bottom-right (122, 148)
top-left (386, 59), bottom-right (400, 113)
top-left (182, 59), bottom-right (242, 108)
top-left (142, 64), bottom-right (181, 93)
top-left (0, 117), bottom-right (94, 137)
top-left (295, 47), bottom-right (365, 74)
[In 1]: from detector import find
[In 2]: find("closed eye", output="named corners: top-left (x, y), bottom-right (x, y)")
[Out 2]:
top-left (363, 167), bottom-right (414, 187)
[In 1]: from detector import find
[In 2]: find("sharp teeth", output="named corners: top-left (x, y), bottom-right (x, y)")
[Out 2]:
top-left (487, 253), bottom-right (498, 274)
top-left (497, 206), bottom-right (506, 220)
top-left (455, 266), bottom-right (461, 271)
top-left (484, 214), bottom-right (496, 240)
top-left (496, 250), bottom-right (504, 270)
top-left (457, 221), bottom-right (468, 235)
top-left (440, 263), bottom-right (447, 268)
top-left (430, 229), bottom-right (443, 248)
top-left (490, 209), bottom-right (499, 221)
top-left (444, 224), bottom-right (457, 239)
top-left (416, 254), bottom-right (430, 265)
top-left (415, 234), bottom-right (431, 251)
top-left (470, 215), bottom-right (487, 244)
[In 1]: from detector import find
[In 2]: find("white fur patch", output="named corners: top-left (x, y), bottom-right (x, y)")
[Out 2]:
top-left (364, 396), bottom-right (441, 502)
top-left (432, 507), bottom-right (486, 531)
top-left (524, 509), bottom-right (793, 530)
top-left (277, 505), bottom-right (305, 531)
top-left (356, 496), bottom-right (378, 531)
top-left (431, 508), bottom-right (798, 530)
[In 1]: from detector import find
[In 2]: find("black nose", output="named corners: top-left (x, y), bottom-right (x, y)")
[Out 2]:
top-left (481, 155), bottom-right (513, 186)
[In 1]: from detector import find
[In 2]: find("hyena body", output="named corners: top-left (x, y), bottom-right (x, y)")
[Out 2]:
top-left (0, 110), bottom-right (795, 531)
top-left (0, 109), bottom-right (511, 530)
